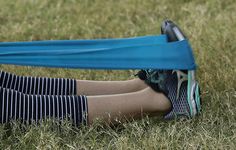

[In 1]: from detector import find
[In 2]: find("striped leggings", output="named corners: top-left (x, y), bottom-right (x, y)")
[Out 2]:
top-left (0, 70), bottom-right (88, 126)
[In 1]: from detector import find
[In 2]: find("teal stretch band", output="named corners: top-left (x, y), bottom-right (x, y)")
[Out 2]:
top-left (0, 35), bottom-right (196, 70)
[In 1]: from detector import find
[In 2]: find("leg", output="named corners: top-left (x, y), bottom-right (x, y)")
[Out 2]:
top-left (0, 86), bottom-right (88, 125)
top-left (1, 70), bottom-right (147, 96)
top-left (77, 78), bottom-right (148, 95)
top-left (0, 70), bottom-right (77, 95)
top-left (87, 87), bottom-right (171, 125)
top-left (0, 86), bottom-right (171, 126)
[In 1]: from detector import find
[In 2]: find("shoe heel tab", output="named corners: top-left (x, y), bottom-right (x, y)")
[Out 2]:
top-left (161, 20), bottom-right (187, 42)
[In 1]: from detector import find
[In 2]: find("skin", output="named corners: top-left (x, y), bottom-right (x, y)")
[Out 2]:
top-left (76, 78), bottom-right (148, 95)
top-left (76, 79), bottom-right (171, 125)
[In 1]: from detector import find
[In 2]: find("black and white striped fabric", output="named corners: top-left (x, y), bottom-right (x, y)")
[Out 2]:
top-left (0, 71), bottom-right (88, 126)
top-left (0, 70), bottom-right (77, 95)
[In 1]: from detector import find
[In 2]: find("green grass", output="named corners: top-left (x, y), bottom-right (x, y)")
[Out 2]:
top-left (0, 0), bottom-right (235, 149)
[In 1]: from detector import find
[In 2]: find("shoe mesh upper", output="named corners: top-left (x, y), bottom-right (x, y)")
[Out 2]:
top-left (164, 72), bottom-right (191, 119)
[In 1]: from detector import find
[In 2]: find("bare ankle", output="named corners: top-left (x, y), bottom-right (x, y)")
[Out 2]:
top-left (145, 87), bottom-right (172, 113)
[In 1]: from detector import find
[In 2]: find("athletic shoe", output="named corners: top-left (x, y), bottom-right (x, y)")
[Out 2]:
top-left (164, 70), bottom-right (201, 119)
top-left (136, 69), bottom-right (201, 119)
top-left (136, 20), bottom-right (201, 119)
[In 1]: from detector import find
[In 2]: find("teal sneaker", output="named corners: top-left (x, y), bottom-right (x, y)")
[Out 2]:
top-left (136, 69), bottom-right (201, 119)
top-left (136, 20), bottom-right (202, 119)
top-left (164, 70), bottom-right (201, 119)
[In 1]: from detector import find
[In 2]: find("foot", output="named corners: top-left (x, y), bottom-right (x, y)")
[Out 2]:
top-left (164, 70), bottom-right (201, 119)
top-left (137, 69), bottom-right (201, 119)
top-left (136, 20), bottom-right (202, 119)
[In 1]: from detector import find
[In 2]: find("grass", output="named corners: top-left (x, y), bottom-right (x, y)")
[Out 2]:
top-left (0, 0), bottom-right (235, 149)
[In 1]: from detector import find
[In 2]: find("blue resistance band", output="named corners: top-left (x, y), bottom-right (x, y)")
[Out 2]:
top-left (0, 35), bottom-right (196, 70)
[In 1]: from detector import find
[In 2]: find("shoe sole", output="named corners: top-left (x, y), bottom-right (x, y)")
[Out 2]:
top-left (187, 70), bottom-right (201, 117)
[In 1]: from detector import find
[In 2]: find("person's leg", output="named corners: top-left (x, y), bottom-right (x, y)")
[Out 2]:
top-left (0, 86), bottom-right (88, 125)
top-left (0, 70), bottom-right (77, 96)
top-left (87, 87), bottom-right (171, 125)
top-left (0, 85), bottom-right (170, 126)
top-left (1, 70), bottom-right (147, 96)
top-left (76, 78), bottom-right (147, 96)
